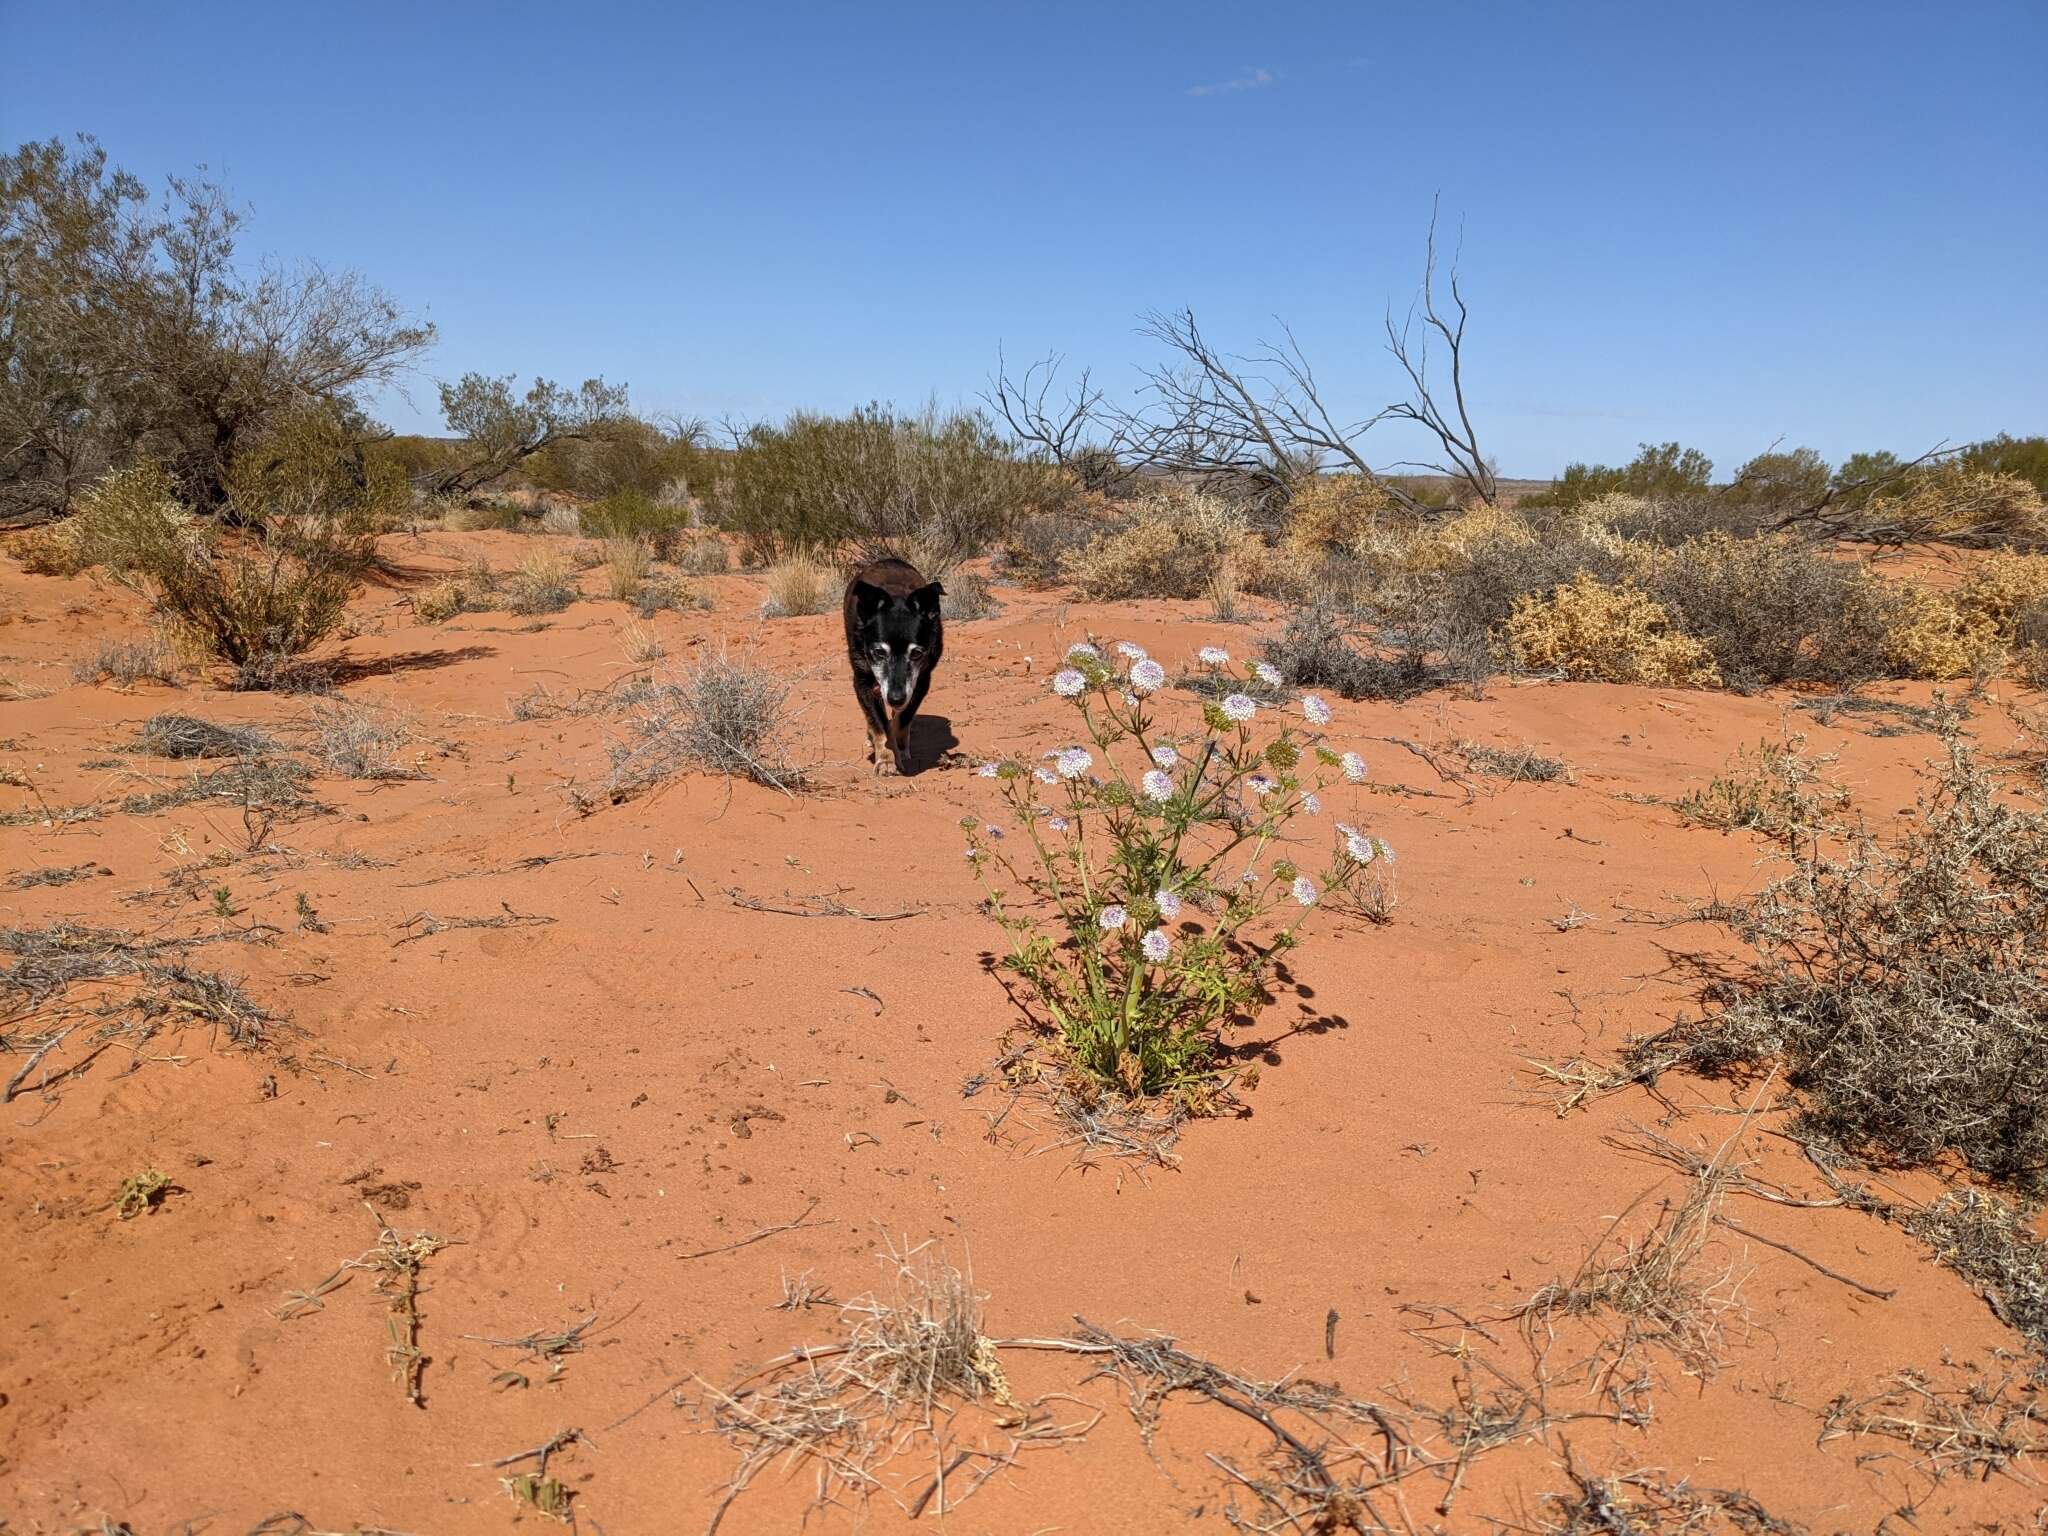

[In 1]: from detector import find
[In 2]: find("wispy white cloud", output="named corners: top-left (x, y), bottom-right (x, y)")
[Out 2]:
top-left (1188, 66), bottom-right (1277, 97)
top-left (1499, 402), bottom-right (1653, 421)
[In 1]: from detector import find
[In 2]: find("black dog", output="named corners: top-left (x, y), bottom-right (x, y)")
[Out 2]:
top-left (843, 557), bottom-right (944, 776)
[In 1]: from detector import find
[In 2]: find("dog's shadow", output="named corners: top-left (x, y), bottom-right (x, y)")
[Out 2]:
top-left (903, 714), bottom-right (961, 775)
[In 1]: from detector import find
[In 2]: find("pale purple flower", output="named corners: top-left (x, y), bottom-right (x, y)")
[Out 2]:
top-left (1246, 773), bottom-right (1275, 797)
top-left (1150, 744), bottom-right (1179, 769)
top-left (1155, 888), bottom-right (1183, 920)
top-left (1301, 693), bottom-right (1332, 726)
top-left (1141, 768), bottom-right (1174, 802)
top-left (1343, 826), bottom-right (1375, 863)
top-left (977, 761), bottom-right (1000, 778)
top-left (1051, 668), bottom-right (1087, 698)
top-left (1253, 661), bottom-right (1282, 686)
top-left (1302, 792), bottom-right (1322, 815)
top-left (1292, 875), bottom-right (1318, 907)
top-left (1033, 766), bottom-right (1059, 785)
top-left (1341, 751), bottom-right (1368, 783)
top-left (1098, 905), bottom-right (1127, 932)
top-left (1129, 658), bottom-right (1166, 694)
top-left (1220, 693), bottom-right (1257, 723)
top-left (1141, 929), bottom-right (1170, 963)
top-left (1115, 641), bottom-right (1148, 660)
top-left (1198, 645), bottom-right (1230, 666)
top-left (1241, 868), bottom-right (1258, 885)
top-left (964, 847), bottom-right (981, 861)
top-left (1047, 815), bottom-right (1070, 832)
top-left (983, 823), bottom-right (1004, 839)
top-left (1055, 747), bottom-right (1093, 780)
top-left (1066, 641), bottom-right (1101, 660)
top-left (1375, 839), bottom-right (1397, 865)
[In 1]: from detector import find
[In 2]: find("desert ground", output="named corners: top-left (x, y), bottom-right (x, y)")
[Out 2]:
top-left (2, 526), bottom-right (2044, 1534)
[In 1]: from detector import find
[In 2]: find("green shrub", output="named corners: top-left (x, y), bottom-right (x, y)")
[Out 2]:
top-left (1724, 446), bottom-right (1830, 511)
top-left (70, 436), bottom-right (383, 684)
top-left (1522, 442), bottom-right (1715, 511)
top-left (1961, 434), bottom-right (2048, 498)
top-left (726, 404), bottom-right (1075, 569)
top-left (582, 488), bottom-right (690, 542)
top-left (965, 642), bottom-right (1384, 1106)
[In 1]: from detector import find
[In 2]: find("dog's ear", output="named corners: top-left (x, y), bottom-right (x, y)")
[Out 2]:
top-left (910, 580), bottom-right (944, 616)
top-left (850, 580), bottom-right (890, 623)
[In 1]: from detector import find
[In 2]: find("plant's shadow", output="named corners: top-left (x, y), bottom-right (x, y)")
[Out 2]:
top-left (1230, 961), bottom-right (1350, 1065)
top-left (316, 645), bottom-right (498, 686)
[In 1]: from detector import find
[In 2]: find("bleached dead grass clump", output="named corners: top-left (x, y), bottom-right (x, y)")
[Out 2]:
top-left (504, 548), bottom-right (578, 615)
top-left (703, 1241), bottom-right (1004, 1525)
top-left (605, 645), bottom-right (804, 796)
top-left (759, 553), bottom-right (834, 618)
top-left (73, 634), bottom-right (179, 687)
top-left (603, 536), bottom-right (651, 601)
top-left (308, 700), bottom-right (421, 780)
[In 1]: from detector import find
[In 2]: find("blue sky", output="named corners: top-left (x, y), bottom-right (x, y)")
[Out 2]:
top-left (6, 1), bottom-right (2043, 476)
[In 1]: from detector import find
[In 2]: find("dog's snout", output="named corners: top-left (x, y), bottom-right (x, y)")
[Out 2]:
top-left (886, 688), bottom-right (909, 710)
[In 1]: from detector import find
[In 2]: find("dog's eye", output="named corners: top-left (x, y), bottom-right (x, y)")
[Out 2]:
top-left (907, 645), bottom-right (923, 658)
top-left (870, 643), bottom-right (889, 660)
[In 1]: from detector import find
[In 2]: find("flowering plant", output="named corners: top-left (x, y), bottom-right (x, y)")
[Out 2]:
top-left (964, 640), bottom-right (1393, 1105)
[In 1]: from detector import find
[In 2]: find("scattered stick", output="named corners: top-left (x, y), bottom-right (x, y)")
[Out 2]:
top-left (1717, 1216), bottom-right (1896, 1300)
top-left (680, 1198), bottom-right (829, 1260)
top-left (398, 851), bottom-right (616, 888)
top-left (723, 887), bottom-right (924, 921)
top-left (1370, 736), bottom-right (1477, 802)
top-left (393, 903), bottom-right (556, 947)
top-left (3, 1025), bottom-right (75, 1103)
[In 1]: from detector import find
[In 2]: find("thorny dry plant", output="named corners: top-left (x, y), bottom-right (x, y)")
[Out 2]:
top-left (1, 922), bottom-right (279, 1104)
top-left (1471, 1098), bottom-right (1767, 1428)
top-left (275, 1207), bottom-right (449, 1407)
top-left (697, 1236), bottom-right (1652, 1536)
top-left (1514, 1445), bottom-right (1806, 1535)
top-left (1811, 1363), bottom-right (2046, 1491)
top-left (464, 1308), bottom-right (607, 1388)
top-left (695, 1238), bottom-right (1061, 1533)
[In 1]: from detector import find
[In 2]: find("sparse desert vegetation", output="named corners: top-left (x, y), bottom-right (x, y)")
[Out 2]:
top-left (4, 59), bottom-right (2048, 1536)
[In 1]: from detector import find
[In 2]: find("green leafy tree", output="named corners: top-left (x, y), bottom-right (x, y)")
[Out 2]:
top-left (1727, 446), bottom-right (1830, 508)
top-left (0, 135), bottom-right (431, 523)
top-left (429, 373), bottom-right (630, 496)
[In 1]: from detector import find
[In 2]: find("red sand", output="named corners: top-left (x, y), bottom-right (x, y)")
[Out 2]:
top-left (2, 529), bottom-right (2042, 1532)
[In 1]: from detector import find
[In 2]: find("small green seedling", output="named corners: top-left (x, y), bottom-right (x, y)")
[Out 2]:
top-left (211, 885), bottom-right (234, 918)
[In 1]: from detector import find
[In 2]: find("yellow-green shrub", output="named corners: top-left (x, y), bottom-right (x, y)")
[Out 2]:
top-left (1505, 574), bottom-right (1721, 687)
top-left (413, 579), bottom-right (464, 624)
top-left (1283, 474), bottom-right (1398, 556)
top-left (1953, 550), bottom-right (2048, 633)
top-left (1866, 466), bottom-right (2047, 546)
top-left (1882, 583), bottom-right (2005, 678)
top-left (1060, 488), bottom-right (1266, 601)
